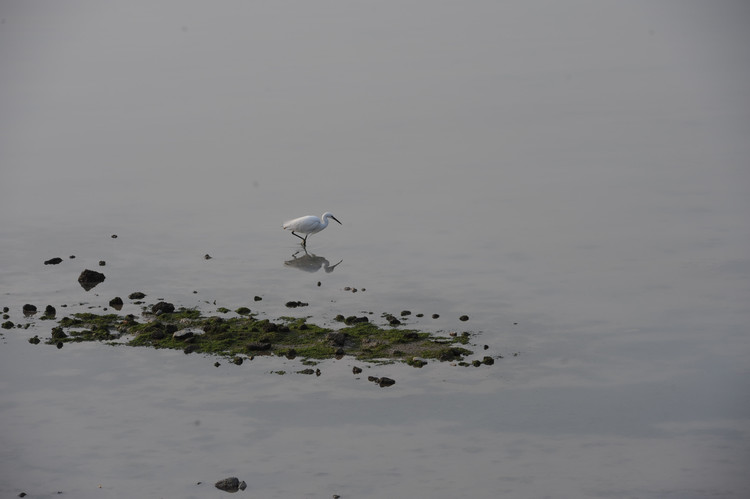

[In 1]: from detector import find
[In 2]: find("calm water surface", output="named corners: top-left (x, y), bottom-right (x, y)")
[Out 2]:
top-left (1, 1), bottom-right (749, 498)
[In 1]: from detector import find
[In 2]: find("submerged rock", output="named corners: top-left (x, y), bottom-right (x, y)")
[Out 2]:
top-left (128, 292), bottom-right (146, 300)
top-left (151, 301), bottom-right (175, 315)
top-left (22, 304), bottom-right (37, 316)
top-left (109, 297), bottom-right (124, 310)
top-left (43, 305), bottom-right (56, 318)
top-left (214, 477), bottom-right (243, 493)
top-left (78, 269), bottom-right (106, 291)
top-left (44, 257), bottom-right (63, 265)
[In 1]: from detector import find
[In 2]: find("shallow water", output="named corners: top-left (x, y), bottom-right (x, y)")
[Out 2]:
top-left (2, 1), bottom-right (749, 497)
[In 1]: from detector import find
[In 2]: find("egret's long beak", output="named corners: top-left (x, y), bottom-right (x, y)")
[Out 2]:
top-left (332, 216), bottom-right (342, 225)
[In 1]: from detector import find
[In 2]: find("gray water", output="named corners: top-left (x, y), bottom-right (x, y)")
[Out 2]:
top-left (1, 1), bottom-right (749, 498)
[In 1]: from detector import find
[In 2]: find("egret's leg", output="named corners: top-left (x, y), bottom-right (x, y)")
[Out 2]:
top-left (291, 231), bottom-right (306, 244)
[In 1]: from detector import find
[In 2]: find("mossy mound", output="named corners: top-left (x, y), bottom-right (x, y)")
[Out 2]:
top-left (44, 308), bottom-right (474, 365)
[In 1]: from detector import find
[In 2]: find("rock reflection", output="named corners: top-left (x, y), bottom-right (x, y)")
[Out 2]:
top-left (284, 249), bottom-right (342, 273)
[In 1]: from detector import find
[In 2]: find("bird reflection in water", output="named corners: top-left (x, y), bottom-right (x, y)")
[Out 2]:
top-left (284, 249), bottom-right (342, 273)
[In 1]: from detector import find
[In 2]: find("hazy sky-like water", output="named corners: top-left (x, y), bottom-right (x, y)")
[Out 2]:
top-left (1, 1), bottom-right (749, 497)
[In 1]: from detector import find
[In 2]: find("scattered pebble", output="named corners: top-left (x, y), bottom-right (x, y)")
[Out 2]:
top-left (215, 477), bottom-right (244, 493)
top-left (44, 257), bottom-right (63, 265)
top-left (285, 301), bottom-right (308, 308)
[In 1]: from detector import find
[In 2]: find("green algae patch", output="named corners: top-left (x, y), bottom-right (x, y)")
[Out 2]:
top-left (44, 310), bottom-right (475, 364)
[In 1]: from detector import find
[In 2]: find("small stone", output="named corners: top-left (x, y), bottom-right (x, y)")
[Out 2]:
top-left (204, 254), bottom-right (212, 260)
top-left (129, 292), bottom-right (146, 300)
top-left (2, 321), bottom-right (15, 329)
top-left (22, 304), bottom-right (37, 316)
top-left (151, 301), bottom-right (175, 315)
top-left (254, 296), bottom-right (262, 301)
top-left (484, 344), bottom-right (489, 350)
top-left (172, 329), bottom-right (194, 341)
top-left (214, 362), bottom-right (221, 367)
top-left (77, 269), bottom-right (106, 291)
top-left (98, 260), bottom-right (106, 266)
top-left (317, 281), bottom-right (321, 286)
top-left (232, 356), bottom-right (243, 365)
top-left (239, 481), bottom-right (247, 491)
top-left (400, 310), bottom-right (411, 316)
top-left (56, 342), bottom-right (63, 349)
top-left (215, 477), bottom-right (241, 492)
top-left (109, 297), bottom-right (124, 310)
top-left (432, 313), bottom-right (440, 319)
top-left (44, 257), bottom-right (63, 265)
top-left (111, 234), bottom-right (118, 238)
top-left (459, 315), bottom-right (469, 321)
top-left (44, 305), bottom-right (56, 318)
top-left (28, 335), bottom-right (40, 344)
top-left (482, 356), bottom-right (495, 365)
top-left (352, 366), bottom-right (363, 374)
top-left (378, 377), bottom-right (396, 387)
top-left (69, 255), bottom-right (75, 259)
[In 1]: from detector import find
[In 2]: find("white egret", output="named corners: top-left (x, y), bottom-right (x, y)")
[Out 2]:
top-left (282, 212), bottom-right (341, 247)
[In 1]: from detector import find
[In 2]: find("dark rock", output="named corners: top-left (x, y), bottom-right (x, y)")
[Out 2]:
top-left (215, 477), bottom-right (241, 492)
top-left (78, 269), bottom-right (106, 291)
top-left (378, 377), bottom-right (396, 387)
top-left (235, 307), bottom-right (251, 315)
top-left (352, 366), bottom-right (363, 374)
top-left (400, 310), bottom-right (411, 316)
top-left (437, 347), bottom-right (468, 362)
top-left (109, 297), bottom-right (123, 310)
top-left (483, 344), bottom-right (489, 350)
top-left (56, 342), bottom-right (63, 349)
top-left (482, 356), bottom-right (495, 365)
top-left (232, 356), bottom-right (243, 365)
top-left (44, 257), bottom-right (63, 265)
top-left (472, 360), bottom-right (482, 367)
top-left (459, 315), bottom-right (469, 321)
top-left (43, 305), bottom-right (56, 318)
top-left (285, 300), bottom-right (308, 308)
top-left (254, 295), bottom-right (262, 301)
top-left (22, 304), bottom-right (37, 316)
top-left (111, 234), bottom-right (118, 238)
top-left (214, 362), bottom-right (221, 367)
top-left (204, 254), bottom-right (212, 260)
top-left (98, 260), bottom-right (106, 266)
top-left (298, 368), bottom-right (315, 375)
top-left (183, 344), bottom-right (199, 354)
top-left (432, 314), bottom-right (440, 319)
top-left (69, 255), bottom-right (75, 259)
top-left (285, 349), bottom-right (297, 359)
top-left (2, 321), bottom-right (14, 329)
top-left (334, 314), bottom-right (345, 322)
top-left (28, 335), bottom-right (41, 344)
top-left (129, 292), bottom-right (146, 300)
top-left (151, 301), bottom-right (175, 315)
top-left (402, 331), bottom-right (419, 340)
top-left (172, 329), bottom-right (194, 341)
